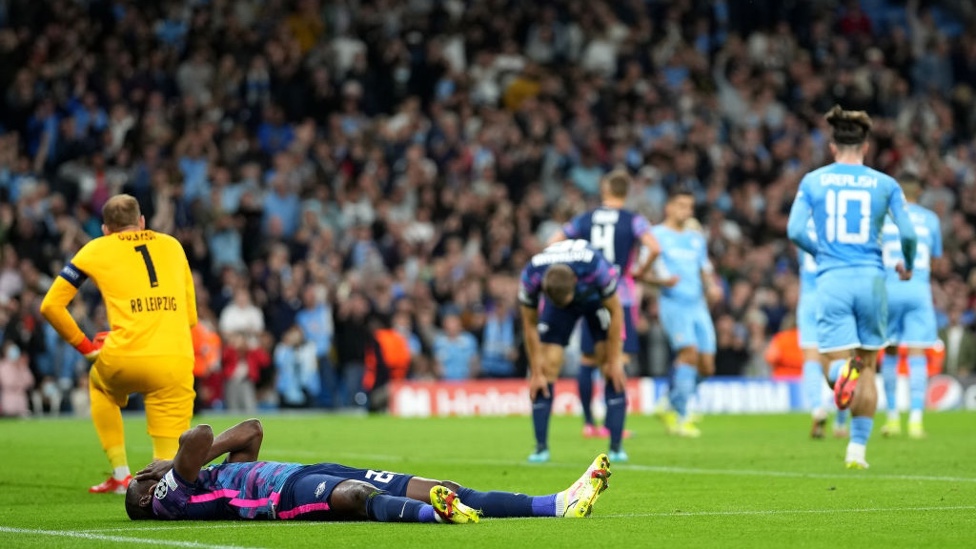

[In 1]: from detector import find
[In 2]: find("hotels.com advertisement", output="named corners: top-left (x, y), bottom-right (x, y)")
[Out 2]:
top-left (388, 376), bottom-right (976, 418)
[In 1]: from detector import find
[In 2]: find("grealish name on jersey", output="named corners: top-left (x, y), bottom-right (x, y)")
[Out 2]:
top-left (819, 173), bottom-right (878, 188)
top-left (130, 296), bottom-right (179, 313)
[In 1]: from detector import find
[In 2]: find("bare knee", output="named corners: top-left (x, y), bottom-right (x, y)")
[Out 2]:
top-left (330, 480), bottom-right (377, 519)
top-left (677, 347), bottom-right (699, 366)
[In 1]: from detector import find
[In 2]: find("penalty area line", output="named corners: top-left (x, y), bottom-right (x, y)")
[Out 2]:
top-left (0, 526), bottom-right (264, 549)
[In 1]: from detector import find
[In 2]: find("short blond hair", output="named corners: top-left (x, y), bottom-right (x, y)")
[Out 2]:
top-left (603, 169), bottom-right (631, 198)
top-left (102, 194), bottom-right (142, 231)
top-left (543, 264), bottom-right (577, 306)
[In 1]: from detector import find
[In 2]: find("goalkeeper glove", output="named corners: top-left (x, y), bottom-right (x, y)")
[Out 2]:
top-left (76, 332), bottom-right (108, 362)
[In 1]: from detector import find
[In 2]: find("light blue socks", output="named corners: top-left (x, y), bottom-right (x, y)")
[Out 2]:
top-left (671, 364), bottom-right (698, 419)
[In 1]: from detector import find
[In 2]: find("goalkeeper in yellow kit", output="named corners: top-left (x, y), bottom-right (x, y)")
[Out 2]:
top-left (40, 194), bottom-right (197, 494)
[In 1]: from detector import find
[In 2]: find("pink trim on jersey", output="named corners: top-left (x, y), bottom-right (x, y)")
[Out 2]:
top-left (189, 489), bottom-right (281, 510)
top-left (277, 502), bottom-right (331, 520)
top-left (618, 274), bottom-right (637, 306)
top-left (230, 496), bottom-right (272, 507)
top-left (189, 489), bottom-right (238, 504)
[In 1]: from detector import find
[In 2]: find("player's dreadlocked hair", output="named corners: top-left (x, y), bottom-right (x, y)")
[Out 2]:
top-left (825, 105), bottom-right (872, 146)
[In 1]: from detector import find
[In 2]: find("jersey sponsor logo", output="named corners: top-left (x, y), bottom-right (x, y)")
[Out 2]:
top-left (130, 296), bottom-right (179, 314)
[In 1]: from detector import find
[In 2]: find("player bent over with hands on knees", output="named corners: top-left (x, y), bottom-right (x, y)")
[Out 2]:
top-left (126, 419), bottom-right (613, 523)
top-left (547, 170), bottom-right (660, 442)
top-left (518, 240), bottom-right (629, 463)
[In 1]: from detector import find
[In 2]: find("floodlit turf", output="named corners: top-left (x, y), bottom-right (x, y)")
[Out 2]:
top-left (0, 412), bottom-right (974, 548)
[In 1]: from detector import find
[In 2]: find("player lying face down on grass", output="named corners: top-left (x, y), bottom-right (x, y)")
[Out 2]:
top-left (518, 240), bottom-right (628, 463)
top-left (125, 419), bottom-right (612, 523)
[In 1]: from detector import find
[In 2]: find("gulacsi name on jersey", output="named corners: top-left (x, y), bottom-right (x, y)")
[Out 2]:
top-left (116, 232), bottom-right (156, 241)
top-left (131, 296), bottom-right (178, 313)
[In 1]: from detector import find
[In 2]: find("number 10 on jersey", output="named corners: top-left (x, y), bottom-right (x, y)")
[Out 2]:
top-left (824, 189), bottom-right (871, 244)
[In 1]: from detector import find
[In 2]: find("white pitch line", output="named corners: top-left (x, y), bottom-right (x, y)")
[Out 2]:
top-left (83, 523), bottom-right (310, 534)
top-left (0, 526), bottom-right (263, 549)
top-left (253, 448), bottom-right (976, 484)
top-left (79, 504), bottom-right (976, 533)
top-left (614, 463), bottom-right (976, 484)
top-left (601, 505), bottom-right (976, 519)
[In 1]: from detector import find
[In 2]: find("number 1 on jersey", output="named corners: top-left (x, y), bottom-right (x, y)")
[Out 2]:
top-left (134, 245), bottom-right (159, 288)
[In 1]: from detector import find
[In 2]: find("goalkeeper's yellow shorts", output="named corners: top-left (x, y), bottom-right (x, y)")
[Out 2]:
top-left (90, 353), bottom-right (195, 440)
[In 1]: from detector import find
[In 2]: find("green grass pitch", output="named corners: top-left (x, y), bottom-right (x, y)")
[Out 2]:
top-left (0, 412), bottom-right (974, 548)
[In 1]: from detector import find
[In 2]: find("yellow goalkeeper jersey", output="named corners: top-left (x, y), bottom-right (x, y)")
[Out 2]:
top-left (45, 230), bottom-right (196, 359)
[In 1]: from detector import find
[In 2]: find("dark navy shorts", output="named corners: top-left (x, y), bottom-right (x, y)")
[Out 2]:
top-left (537, 300), bottom-right (608, 348)
top-left (277, 463), bottom-right (414, 520)
top-left (581, 302), bottom-right (638, 355)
